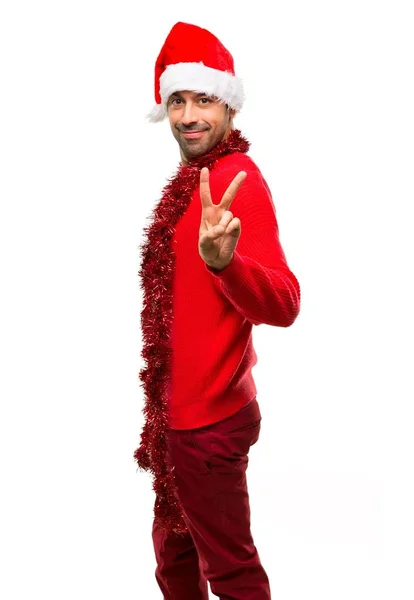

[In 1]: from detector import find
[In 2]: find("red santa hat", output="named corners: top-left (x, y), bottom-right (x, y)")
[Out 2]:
top-left (148, 22), bottom-right (245, 123)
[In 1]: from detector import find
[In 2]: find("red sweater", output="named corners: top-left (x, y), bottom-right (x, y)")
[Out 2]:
top-left (169, 151), bottom-right (300, 429)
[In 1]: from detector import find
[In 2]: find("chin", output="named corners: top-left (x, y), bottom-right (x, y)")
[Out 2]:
top-left (182, 142), bottom-right (207, 156)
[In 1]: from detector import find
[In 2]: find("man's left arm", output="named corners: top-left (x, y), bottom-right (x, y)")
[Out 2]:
top-left (205, 168), bottom-right (301, 327)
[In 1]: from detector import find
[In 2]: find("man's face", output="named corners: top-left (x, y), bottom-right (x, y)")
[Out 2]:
top-left (167, 90), bottom-right (235, 164)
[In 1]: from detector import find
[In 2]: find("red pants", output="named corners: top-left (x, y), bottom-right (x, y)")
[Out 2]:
top-left (152, 397), bottom-right (271, 599)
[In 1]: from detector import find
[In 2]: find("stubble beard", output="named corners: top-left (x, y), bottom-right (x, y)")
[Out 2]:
top-left (179, 137), bottom-right (209, 159)
top-left (176, 126), bottom-right (227, 160)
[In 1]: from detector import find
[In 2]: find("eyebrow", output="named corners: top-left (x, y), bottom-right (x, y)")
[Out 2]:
top-left (169, 91), bottom-right (211, 100)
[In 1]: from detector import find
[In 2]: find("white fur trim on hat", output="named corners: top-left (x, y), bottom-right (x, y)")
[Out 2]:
top-left (147, 103), bottom-right (167, 122)
top-left (147, 61), bottom-right (245, 123)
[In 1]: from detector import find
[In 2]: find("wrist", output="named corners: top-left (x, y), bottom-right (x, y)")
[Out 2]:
top-left (205, 255), bottom-right (233, 272)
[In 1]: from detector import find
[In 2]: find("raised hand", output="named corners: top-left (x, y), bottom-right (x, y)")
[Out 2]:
top-left (198, 167), bottom-right (247, 270)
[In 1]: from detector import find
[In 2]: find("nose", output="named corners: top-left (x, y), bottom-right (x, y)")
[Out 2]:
top-left (180, 101), bottom-right (198, 126)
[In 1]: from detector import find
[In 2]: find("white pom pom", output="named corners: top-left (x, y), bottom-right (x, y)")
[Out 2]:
top-left (147, 103), bottom-right (167, 123)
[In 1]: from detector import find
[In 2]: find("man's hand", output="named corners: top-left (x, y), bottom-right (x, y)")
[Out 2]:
top-left (198, 167), bottom-right (247, 270)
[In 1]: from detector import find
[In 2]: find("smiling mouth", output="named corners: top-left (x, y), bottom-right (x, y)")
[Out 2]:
top-left (181, 130), bottom-right (206, 138)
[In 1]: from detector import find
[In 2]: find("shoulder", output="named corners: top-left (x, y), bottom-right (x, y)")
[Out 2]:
top-left (211, 153), bottom-right (268, 189)
top-left (210, 153), bottom-right (271, 200)
top-left (214, 152), bottom-right (261, 176)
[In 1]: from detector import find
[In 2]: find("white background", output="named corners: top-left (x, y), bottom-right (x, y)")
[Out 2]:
top-left (1, 1), bottom-right (413, 598)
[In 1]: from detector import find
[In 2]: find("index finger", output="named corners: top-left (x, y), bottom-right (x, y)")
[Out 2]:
top-left (220, 171), bottom-right (247, 209)
top-left (199, 167), bottom-right (213, 207)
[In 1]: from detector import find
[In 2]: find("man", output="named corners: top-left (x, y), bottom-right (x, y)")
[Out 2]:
top-left (134, 21), bottom-right (301, 600)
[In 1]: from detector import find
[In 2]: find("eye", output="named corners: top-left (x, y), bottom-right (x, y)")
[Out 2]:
top-left (171, 98), bottom-right (182, 105)
top-left (199, 97), bottom-right (211, 104)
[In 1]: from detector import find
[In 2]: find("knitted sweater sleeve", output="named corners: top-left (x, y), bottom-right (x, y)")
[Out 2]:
top-left (205, 165), bottom-right (301, 327)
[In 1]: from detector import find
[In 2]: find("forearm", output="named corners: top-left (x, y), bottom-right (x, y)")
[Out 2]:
top-left (206, 251), bottom-right (301, 326)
